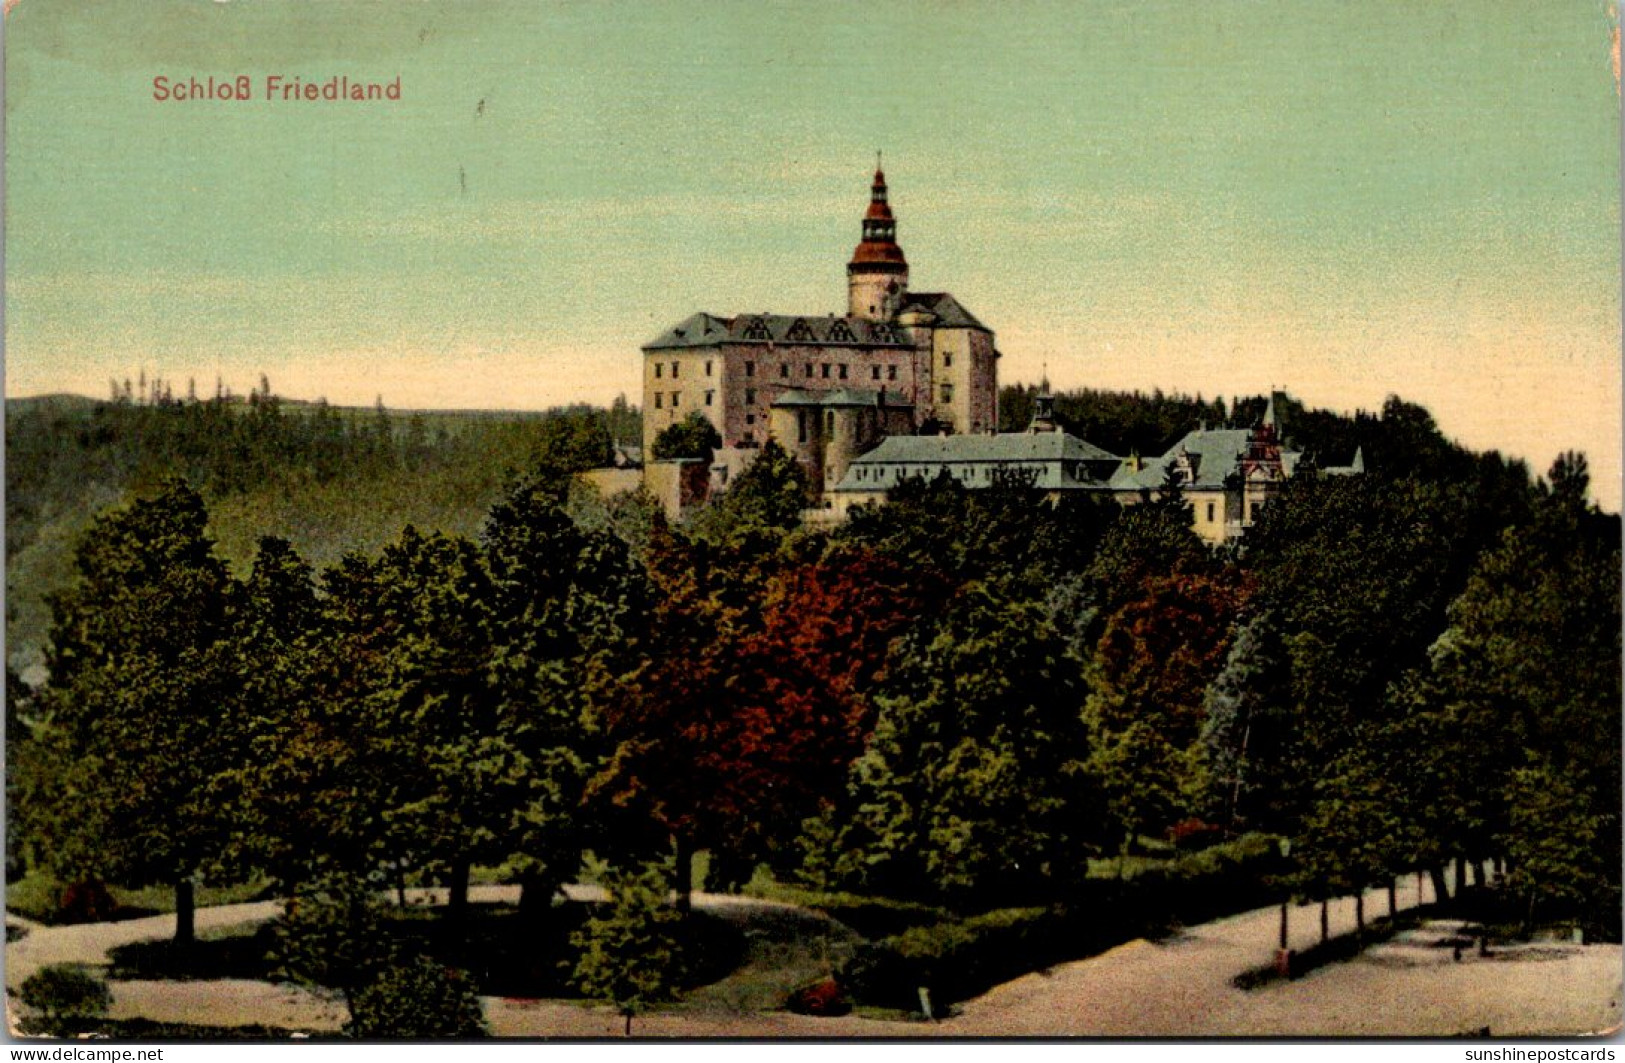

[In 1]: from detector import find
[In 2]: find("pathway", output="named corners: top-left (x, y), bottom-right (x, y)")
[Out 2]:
top-left (6, 876), bottom-right (1618, 1038)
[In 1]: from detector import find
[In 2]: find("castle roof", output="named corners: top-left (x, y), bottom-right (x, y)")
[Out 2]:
top-left (834, 430), bottom-right (1121, 493)
top-left (643, 312), bottom-right (912, 351)
top-left (897, 292), bottom-right (988, 330)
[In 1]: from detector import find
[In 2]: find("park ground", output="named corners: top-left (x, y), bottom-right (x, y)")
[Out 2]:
top-left (6, 877), bottom-right (1620, 1039)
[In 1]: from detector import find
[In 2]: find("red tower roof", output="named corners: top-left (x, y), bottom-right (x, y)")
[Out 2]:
top-left (850, 164), bottom-right (907, 270)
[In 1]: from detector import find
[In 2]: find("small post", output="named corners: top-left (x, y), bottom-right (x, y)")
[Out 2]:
top-left (917, 986), bottom-right (935, 1022)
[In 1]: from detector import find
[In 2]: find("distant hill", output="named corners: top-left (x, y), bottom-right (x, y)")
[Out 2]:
top-left (4, 393), bottom-right (638, 684)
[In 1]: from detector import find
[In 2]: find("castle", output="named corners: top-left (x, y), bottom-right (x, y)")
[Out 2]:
top-left (641, 164), bottom-right (999, 504)
top-left (632, 165), bottom-right (1356, 541)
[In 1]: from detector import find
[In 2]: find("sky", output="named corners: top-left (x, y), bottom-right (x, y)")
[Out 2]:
top-left (5, 0), bottom-right (1621, 508)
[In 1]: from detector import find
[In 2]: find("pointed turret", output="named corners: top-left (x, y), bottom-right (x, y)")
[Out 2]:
top-left (847, 157), bottom-right (909, 320)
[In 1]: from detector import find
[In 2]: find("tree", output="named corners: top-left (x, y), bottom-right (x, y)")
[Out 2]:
top-left (651, 412), bottom-right (721, 463)
top-left (28, 480), bottom-right (238, 944)
top-left (834, 581), bottom-right (1097, 907)
top-left (1196, 610), bottom-right (1294, 834)
top-left (688, 439), bottom-right (809, 544)
top-left (1084, 572), bottom-right (1246, 852)
top-left (570, 862), bottom-right (688, 1035)
top-left (1500, 758), bottom-right (1610, 935)
top-left (480, 478), bottom-right (647, 922)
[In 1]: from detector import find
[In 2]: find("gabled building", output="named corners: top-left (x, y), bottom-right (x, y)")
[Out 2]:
top-left (1111, 394), bottom-right (1302, 544)
top-left (826, 393), bottom-right (1119, 519)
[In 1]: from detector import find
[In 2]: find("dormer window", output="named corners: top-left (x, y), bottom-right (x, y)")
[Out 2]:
top-left (827, 319), bottom-right (856, 343)
top-left (742, 318), bottom-right (771, 341)
top-left (786, 319), bottom-right (815, 343)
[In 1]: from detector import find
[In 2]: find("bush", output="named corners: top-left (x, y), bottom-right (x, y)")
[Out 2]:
top-left (786, 977), bottom-right (851, 1017)
top-left (345, 956), bottom-right (487, 1039)
top-left (58, 881), bottom-right (118, 924)
top-left (18, 964), bottom-right (112, 1036)
top-left (270, 875), bottom-right (395, 996)
top-left (839, 834), bottom-right (1290, 1011)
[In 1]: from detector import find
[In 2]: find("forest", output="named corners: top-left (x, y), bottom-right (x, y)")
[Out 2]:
top-left (5, 384), bottom-right (1619, 1036)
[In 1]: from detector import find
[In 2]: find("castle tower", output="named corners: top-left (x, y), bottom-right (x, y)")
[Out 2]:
top-left (847, 159), bottom-right (908, 321)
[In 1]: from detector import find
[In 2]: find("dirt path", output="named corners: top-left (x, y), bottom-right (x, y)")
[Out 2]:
top-left (7, 877), bottom-right (1619, 1038)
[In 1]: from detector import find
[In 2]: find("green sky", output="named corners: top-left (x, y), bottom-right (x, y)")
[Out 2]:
top-left (6, 0), bottom-right (1620, 506)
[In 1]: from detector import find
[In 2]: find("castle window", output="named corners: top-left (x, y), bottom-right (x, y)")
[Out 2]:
top-left (780, 364), bottom-right (789, 378)
top-left (745, 389), bottom-right (755, 405)
top-left (839, 364), bottom-right (849, 380)
top-left (805, 363), bottom-right (813, 377)
top-left (1207, 502), bottom-right (1215, 522)
top-left (742, 318), bottom-right (771, 340)
top-left (705, 360), bottom-right (713, 376)
top-left (821, 364), bottom-right (831, 378)
top-left (798, 411), bottom-right (808, 443)
top-left (941, 384), bottom-right (954, 402)
top-left (872, 366), bottom-right (881, 381)
top-left (888, 366), bottom-right (897, 382)
top-left (655, 364), bottom-right (663, 379)
top-left (745, 361), bottom-right (755, 377)
top-left (943, 353), bottom-right (953, 368)
top-left (671, 392), bottom-right (680, 407)
top-left (826, 411), bottom-right (835, 432)
top-left (672, 362), bottom-right (679, 378)
top-left (746, 413), bottom-right (756, 425)
top-left (654, 394), bottom-right (663, 409)
top-left (705, 391), bottom-right (714, 406)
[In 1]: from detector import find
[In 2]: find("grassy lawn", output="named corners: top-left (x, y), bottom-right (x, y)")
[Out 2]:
top-left (6, 874), bottom-right (270, 925)
top-left (104, 899), bottom-right (746, 1004)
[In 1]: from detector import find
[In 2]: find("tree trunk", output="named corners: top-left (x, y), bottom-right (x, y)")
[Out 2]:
top-left (1467, 859), bottom-right (1480, 888)
top-left (1278, 901), bottom-right (1289, 950)
top-left (447, 858), bottom-right (472, 921)
top-left (1454, 856), bottom-right (1467, 896)
top-left (519, 871), bottom-right (556, 927)
top-left (674, 835), bottom-right (693, 914)
top-left (624, 1012), bottom-right (633, 1037)
top-left (1388, 879), bottom-right (1397, 916)
top-left (1319, 898), bottom-right (1329, 944)
top-left (1355, 892), bottom-right (1365, 942)
top-left (1417, 870), bottom-right (1425, 905)
top-left (1429, 866), bottom-right (1450, 904)
top-left (175, 879), bottom-right (196, 946)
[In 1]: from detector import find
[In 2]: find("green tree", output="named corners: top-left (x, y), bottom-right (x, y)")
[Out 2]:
top-left (836, 581), bottom-right (1097, 907)
top-left (1500, 758), bottom-right (1610, 935)
top-left (570, 862), bottom-right (688, 1035)
top-left (28, 480), bottom-right (238, 944)
top-left (346, 956), bottom-right (488, 1039)
top-left (689, 439), bottom-right (809, 545)
top-left (651, 412), bottom-right (721, 463)
top-left (480, 478), bottom-right (647, 922)
top-left (1196, 610), bottom-right (1294, 833)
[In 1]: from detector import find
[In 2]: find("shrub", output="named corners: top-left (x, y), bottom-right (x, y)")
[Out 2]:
top-left (345, 956), bottom-right (487, 1039)
top-left (58, 880), bottom-right (118, 924)
top-left (786, 977), bottom-right (851, 1017)
top-left (18, 964), bottom-right (112, 1036)
top-left (839, 834), bottom-right (1289, 1011)
top-left (269, 874), bottom-right (395, 997)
